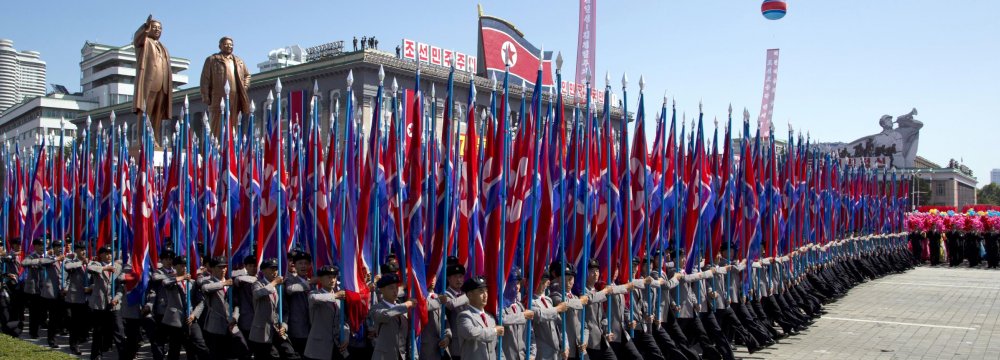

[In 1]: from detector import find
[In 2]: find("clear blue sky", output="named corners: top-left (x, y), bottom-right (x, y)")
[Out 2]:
top-left (3, 1), bottom-right (997, 185)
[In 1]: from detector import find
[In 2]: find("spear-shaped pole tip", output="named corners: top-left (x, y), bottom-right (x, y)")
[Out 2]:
top-left (335, 98), bottom-right (340, 115)
top-left (743, 108), bottom-right (750, 122)
top-left (347, 70), bottom-right (354, 88)
top-left (520, 80), bottom-right (526, 94)
top-left (275, 78), bottom-right (283, 93)
top-left (266, 90), bottom-right (274, 104)
top-left (392, 77), bottom-right (399, 94)
top-left (556, 51), bottom-right (563, 72)
top-left (203, 113), bottom-right (210, 131)
top-left (378, 65), bottom-right (385, 84)
top-left (638, 75), bottom-right (645, 92)
top-left (312, 79), bottom-right (320, 94)
top-left (431, 83), bottom-right (436, 99)
top-left (86, 115), bottom-right (92, 126)
top-left (224, 80), bottom-right (231, 95)
top-left (622, 72), bottom-right (629, 89)
top-left (728, 104), bottom-right (733, 116)
top-left (250, 100), bottom-right (256, 113)
top-left (605, 71), bottom-right (610, 88)
top-left (491, 74), bottom-right (497, 91)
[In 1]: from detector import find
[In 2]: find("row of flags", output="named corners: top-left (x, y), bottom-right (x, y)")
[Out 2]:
top-left (0, 63), bottom-right (910, 350)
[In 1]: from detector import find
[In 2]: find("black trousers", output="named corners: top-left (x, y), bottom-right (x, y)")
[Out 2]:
top-left (678, 316), bottom-right (721, 360)
top-left (164, 323), bottom-right (210, 360)
top-left (152, 316), bottom-right (169, 360)
top-left (611, 339), bottom-right (644, 360)
top-left (633, 326), bottom-right (665, 360)
top-left (291, 336), bottom-right (308, 357)
top-left (27, 293), bottom-right (46, 337)
top-left (652, 321), bottom-right (698, 360)
top-left (929, 233), bottom-right (943, 265)
top-left (579, 341), bottom-right (617, 360)
top-left (43, 297), bottom-right (63, 343)
top-left (985, 235), bottom-right (1000, 268)
top-left (205, 331), bottom-right (232, 359)
top-left (716, 306), bottom-right (760, 351)
top-left (346, 345), bottom-right (374, 360)
top-left (120, 317), bottom-right (149, 360)
top-left (965, 236), bottom-right (982, 267)
top-left (909, 234), bottom-right (924, 262)
top-left (90, 309), bottom-right (123, 358)
top-left (730, 302), bottom-right (774, 345)
top-left (699, 312), bottom-right (735, 360)
top-left (1, 286), bottom-right (24, 337)
top-left (67, 302), bottom-right (90, 348)
top-left (249, 336), bottom-right (300, 360)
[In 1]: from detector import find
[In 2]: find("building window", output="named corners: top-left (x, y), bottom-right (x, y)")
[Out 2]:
top-left (935, 183), bottom-right (944, 196)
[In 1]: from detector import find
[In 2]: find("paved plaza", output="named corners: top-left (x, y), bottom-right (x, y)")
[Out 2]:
top-left (740, 266), bottom-right (1000, 360)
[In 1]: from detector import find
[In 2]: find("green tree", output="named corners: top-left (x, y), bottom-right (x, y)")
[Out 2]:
top-left (978, 183), bottom-right (1000, 205)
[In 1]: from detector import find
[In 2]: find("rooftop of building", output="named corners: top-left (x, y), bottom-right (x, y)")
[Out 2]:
top-left (77, 48), bottom-right (624, 122)
top-left (0, 93), bottom-right (98, 124)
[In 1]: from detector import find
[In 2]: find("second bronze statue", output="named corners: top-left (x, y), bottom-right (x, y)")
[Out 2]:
top-left (200, 36), bottom-right (251, 139)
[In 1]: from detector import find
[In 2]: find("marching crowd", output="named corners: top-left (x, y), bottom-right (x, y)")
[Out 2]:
top-left (0, 233), bottom-right (916, 360)
top-left (906, 210), bottom-right (1000, 268)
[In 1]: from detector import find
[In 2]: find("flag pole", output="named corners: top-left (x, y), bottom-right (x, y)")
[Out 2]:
top-left (622, 73), bottom-right (635, 338)
top-left (342, 71), bottom-right (356, 347)
top-left (275, 78), bottom-right (286, 328)
top-left (311, 80), bottom-right (320, 275)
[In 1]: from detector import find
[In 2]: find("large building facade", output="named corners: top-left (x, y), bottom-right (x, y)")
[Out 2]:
top-left (80, 41), bottom-right (190, 108)
top-left (0, 39), bottom-right (47, 115)
top-left (991, 169), bottom-right (1000, 185)
top-left (910, 156), bottom-right (977, 209)
top-left (74, 49), bottom-right (617, 154)
top-left (0, 93), bottom-right (95, 151)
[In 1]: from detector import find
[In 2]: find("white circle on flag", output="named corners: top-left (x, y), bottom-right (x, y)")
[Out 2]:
top-left (501, 41), bottom-right (518, 67)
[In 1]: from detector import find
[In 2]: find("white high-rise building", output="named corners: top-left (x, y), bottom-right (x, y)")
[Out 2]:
top-left (991, 169), bottom-right (1000, 185)
top-left (80, 41), bottom-right (190, 108)
top-left (257, 45), bottom-right (308, 73)
top-left (0, 39), bottom-right (47, 115)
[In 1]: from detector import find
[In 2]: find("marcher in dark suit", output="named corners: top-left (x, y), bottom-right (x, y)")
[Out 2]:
top-left (370, 273), bottom-right (412, 360)
top-left (455, 276), bottom-right (504, 360)
top-left (248, 258), bottom-right (299, 360)
top-left (303, 265), bottom-right (349, 360)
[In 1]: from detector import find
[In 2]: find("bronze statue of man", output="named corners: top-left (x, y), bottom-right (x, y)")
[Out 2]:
top-left (132, 15), bottom-right (173, 146)
top-left (200, 36), bottom-right (251, 139)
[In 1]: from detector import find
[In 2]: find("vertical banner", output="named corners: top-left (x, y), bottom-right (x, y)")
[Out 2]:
top-left (402, 39), bottom-right (416, 60)
top-left (758, 48), bottom-right (779, 138)
top-left (443, 49), bottom-right (454, 67)
top-left (456, 53), bottom-right (467, 71)
top-left (430, 46), bottom-right (442, 65)
top-left (575, 0), bottom-right (596, 100)
top-left (418, 43), bottom-right (430, 62)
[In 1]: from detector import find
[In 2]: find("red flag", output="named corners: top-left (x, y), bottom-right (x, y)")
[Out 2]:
top-left (457, 92), bottom-right (482, 275)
